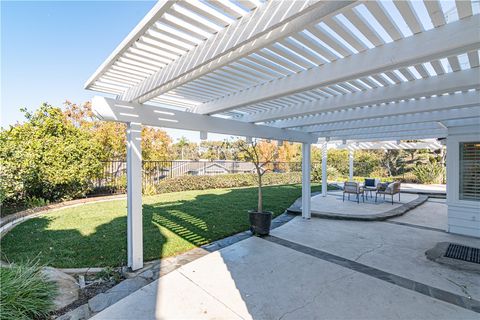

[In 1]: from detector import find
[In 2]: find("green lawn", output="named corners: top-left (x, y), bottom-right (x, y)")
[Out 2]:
top-left (1, 184), bottom-right (321, 268)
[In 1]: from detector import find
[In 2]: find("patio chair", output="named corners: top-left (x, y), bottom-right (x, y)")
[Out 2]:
top-left (343, 181), bottom-right (364, 203)
top-left (376, 181), bottom-right (401, 205)
top-left (363, 178), bottom-right (378, 199)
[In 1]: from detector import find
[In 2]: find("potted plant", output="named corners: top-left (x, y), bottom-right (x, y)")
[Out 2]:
top-left (236, 139), bottom-right (274, 236)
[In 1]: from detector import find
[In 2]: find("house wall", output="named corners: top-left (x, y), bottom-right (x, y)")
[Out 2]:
top-left (446, 125), bottom-right (480, 238)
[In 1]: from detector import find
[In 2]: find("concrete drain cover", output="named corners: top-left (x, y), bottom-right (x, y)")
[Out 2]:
top-left (444, 243), bottom-right (480, 264)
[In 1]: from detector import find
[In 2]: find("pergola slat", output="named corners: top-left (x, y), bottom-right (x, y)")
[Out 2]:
top-left (364, 1), bottom-right (403, 41)
top-left (197, 15), bottom-right (479, 115)
top-left (394, 0), bottom-right (424, 34)
top-left (274, 90), bottom-right (480, 128)
top-left (121, 1), bottom-right (355, 102)
top-left (300, 107), bottom-right (480, 133)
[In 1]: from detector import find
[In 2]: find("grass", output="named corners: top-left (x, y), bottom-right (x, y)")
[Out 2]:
top-left (1, 184), bottom-right (321, 268)
top-left (0, 262), bottom-right (57, 320)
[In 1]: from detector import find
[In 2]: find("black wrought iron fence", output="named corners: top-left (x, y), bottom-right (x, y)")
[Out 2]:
top-left (91, 159), bottom-right (433, 194)
top-left (92, 160), bottom-right (312, 193)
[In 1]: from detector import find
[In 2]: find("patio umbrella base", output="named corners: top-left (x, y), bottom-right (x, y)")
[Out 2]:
top-left (249, 211), bottom-right (272, 236)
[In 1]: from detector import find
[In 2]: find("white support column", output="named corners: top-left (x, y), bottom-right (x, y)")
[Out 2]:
top-left (302, 143), bottom-right (311, 219)
top-left (127, 122), bottom-right (143, 270)
top-left (322, 142), bottom-right (328, 197)
top-left (349, 149), bottom-right (354, 182)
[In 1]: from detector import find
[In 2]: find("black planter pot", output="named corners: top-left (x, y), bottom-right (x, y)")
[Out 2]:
top-left (249, 210), bottom-right (273, 236)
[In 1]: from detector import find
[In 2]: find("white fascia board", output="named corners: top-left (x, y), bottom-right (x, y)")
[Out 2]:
top-left (84, 1), bottom-right (175, 90)
top-left (92, 96), bottom-right (317, 143)
top-left (275, 90), bottom-right (480, 128)
top-left (198, 15), bottom-right (480, 115)
top-left (123, 0), bottom-right (355, 103)
top-left (301, 107), bottom-right (480, 133)
top-left (327, 129), bottom-right (447, 141)
top-left (238, 69), bottom-right (479, 123)
top-left (318, 122), bottom-right (442, 137)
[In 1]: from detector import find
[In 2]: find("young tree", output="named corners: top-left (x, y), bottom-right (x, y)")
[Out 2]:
top-left (236, 139), bottom-right (275, 212)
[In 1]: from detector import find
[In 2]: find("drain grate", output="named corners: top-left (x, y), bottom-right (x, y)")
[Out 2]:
top-left (444, 243), bottom-right (480, 264)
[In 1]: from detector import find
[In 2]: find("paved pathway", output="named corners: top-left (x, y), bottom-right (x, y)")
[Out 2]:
top-left (92, 201), bottom-right (479, 319)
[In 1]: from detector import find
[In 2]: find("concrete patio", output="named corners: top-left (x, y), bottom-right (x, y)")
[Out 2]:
top-left (92, 199), bottom-right (479, 319)
top-left (288, 190), bottom-right (427, 220)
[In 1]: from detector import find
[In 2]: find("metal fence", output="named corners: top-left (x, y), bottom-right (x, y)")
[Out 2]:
top-left (92, 160), bottom-right (313, 193)
top-left (91, 159), bottom-right (432, 194)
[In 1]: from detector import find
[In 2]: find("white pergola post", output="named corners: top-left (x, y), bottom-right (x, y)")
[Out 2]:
top-left (349, 149), bottom-right (354, 182)
top-left (301, 143), bottom-right (311, 219)
top-left (127, 122), bottom-right (143, 270)
top-left (322, 142), bottom-right (328, 197)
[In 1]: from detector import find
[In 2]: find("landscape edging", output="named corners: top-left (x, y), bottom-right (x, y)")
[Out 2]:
top-left (0, 194), bottom-right (126, 236)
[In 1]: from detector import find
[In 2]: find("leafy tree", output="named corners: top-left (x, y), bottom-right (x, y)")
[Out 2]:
top-left (63, 101), bottom-right (172, 161)
top-left (176, 136), bottom-right (189, 160)
top-left (0, 104), bottom-right (103, 205)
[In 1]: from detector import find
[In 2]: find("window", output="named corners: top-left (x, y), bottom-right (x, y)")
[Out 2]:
top-left (459, 142), bottom-right (480, 201)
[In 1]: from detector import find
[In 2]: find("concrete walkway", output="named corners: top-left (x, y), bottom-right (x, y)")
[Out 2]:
top-left (93, 200), bottom-right (479, 319)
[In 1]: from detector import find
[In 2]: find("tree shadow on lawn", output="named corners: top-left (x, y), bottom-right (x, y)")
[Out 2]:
top-left (1, 184), bottom-right (306, 268)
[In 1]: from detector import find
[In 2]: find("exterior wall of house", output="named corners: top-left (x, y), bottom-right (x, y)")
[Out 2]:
top-left (446, 125), bottom-right (480, 238)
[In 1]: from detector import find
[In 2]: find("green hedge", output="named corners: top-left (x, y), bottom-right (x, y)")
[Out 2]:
top-left (152, 172), bottom-right (302, 194)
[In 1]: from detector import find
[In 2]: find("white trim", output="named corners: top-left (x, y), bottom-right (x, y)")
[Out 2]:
top-left (92, 96), bottom-right (317, 143)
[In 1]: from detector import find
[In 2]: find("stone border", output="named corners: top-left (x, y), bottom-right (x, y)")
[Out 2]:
top-left (287, 193), bottom-right (428, 221)
top-left (0, 194), bottom-right (126, 236)
top-left (56, 211), bottom-right (296, 320)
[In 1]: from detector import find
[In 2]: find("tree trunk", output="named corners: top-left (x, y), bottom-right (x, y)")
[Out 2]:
top-left (257, 173), bottom-right (263, 213)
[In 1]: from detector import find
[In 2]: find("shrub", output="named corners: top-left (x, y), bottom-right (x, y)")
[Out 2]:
top-left (413, 162), bottom-right (445, 184)
top-left (311, 166), bottom-right (340, 183)
top-left (0, 262), bottom-right (57, 320)
top-left (153, 172), bottom-right (302, 194)
top-left (0, 105), bottom-right (103, 207)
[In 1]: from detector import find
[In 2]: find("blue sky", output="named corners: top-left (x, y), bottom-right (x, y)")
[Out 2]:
top-left (1, 0), bottom-right (226, 141)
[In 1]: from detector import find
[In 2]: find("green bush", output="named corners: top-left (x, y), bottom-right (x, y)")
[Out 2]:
top-left (153, 172), bottom-right (302, 194)
top-left (413, 162), bottom-right (445, 184)
top-left (0, 105), bottom-right (103, 207)
top-left (311, 166), bottom-right (340, 183)
top-left (0, 262), bottom-right (57, 320)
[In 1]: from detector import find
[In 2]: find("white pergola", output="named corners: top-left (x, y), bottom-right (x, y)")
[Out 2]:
top-left (86, 0), bottom-right (480, 269)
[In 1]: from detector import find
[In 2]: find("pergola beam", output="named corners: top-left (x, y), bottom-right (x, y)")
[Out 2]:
top-left (334, 140), bottom-right (444, 151)
top-left (274, 91), bottom-right (479, 128)
top-left (316, 122), bottom-right (443, 137)
top-left (123, 0), bottom-right (355, 103)
top-left (197, 15), bottom-right (480, 115)
top-left (237, 69), bottom-right (479, 123)
top-left (91, 96), bottom-right (317, 143)
top-left (302, 108), bottom-right (480, 133)
top-left (326, 129), bottom-right (447, 141)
